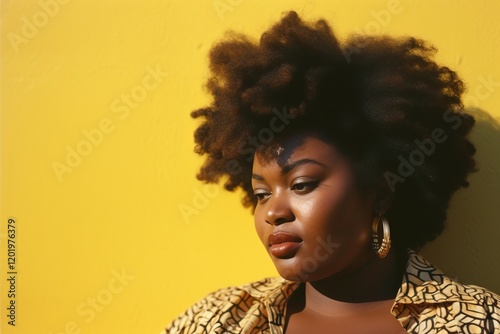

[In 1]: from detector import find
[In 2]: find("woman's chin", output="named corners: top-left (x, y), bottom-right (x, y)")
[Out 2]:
top-left (273, 259), bottom-right (343, 282)
top-left (274, 262), bottom-right (320, 282)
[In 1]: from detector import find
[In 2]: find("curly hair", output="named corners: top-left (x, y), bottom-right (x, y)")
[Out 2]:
top-left (191, 11), bottom-right (477, 252)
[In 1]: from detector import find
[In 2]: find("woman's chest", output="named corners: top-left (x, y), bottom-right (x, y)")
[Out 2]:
top-left (284, 307), bottom-right (405, 334)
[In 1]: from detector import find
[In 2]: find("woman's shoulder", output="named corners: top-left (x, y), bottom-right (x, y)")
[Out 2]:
top-left (204, 276), bottom-right (294, 301)
top-left (163, 277), bottom-right (298, 334)
top-left (401, 250), bottom-right (500, 303)
top-left (395, 250), bottom-right (500, 333)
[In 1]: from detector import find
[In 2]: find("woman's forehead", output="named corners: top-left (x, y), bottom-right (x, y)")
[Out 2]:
top-left (254, 132), bottom-right (339, 167)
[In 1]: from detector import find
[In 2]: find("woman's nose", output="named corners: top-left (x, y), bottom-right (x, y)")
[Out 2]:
top-left (265, 193), bottom-right (295, 226)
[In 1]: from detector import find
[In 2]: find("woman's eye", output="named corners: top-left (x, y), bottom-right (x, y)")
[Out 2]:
top-left (253, 192), bottom-right (270, 201)
top-left (291, 181), bottom-right (318, 193)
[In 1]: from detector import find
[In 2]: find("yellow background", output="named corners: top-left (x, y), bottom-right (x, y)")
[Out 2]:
top-left (1, 0), bottom-right (499, 333)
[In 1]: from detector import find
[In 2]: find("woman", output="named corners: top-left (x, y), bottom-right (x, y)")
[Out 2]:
top-left (164, 11), bottom-right (500, 334)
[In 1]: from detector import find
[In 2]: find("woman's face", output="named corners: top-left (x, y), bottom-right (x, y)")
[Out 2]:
top-left (252, 132), bottom-right (378, 282)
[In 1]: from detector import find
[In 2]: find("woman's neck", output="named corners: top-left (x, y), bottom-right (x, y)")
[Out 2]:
top-left (307, 250), bottom-right (406, 303)
top-left (304, 283), bottom-right (396, 317)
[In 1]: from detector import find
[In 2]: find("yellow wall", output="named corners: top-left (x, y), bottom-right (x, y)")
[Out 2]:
top-left (1, 0), bottom-right (499, 333)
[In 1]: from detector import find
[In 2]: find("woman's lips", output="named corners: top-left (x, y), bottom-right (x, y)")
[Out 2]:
top-left (268, 232), bottom-right (303, 259)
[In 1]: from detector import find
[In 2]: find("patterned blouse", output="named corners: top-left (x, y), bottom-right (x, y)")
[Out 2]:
top-left (163, 250), bottom-right (500, 333)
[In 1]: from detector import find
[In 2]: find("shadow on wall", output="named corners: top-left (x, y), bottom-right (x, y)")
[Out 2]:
top-left (421, 108), bottom-right (500, 294)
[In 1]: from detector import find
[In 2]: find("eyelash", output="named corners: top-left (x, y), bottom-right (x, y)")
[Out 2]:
top-left (253, 181), bottom-right (319, 202)
top-left (254, 193), bottom-right (268, 201)
top-left (291, 181), bottom-right (318, 192)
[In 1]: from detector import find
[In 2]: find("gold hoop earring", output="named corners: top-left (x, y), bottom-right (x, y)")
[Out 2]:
top-left (372, 211), bottom-right (391, 259)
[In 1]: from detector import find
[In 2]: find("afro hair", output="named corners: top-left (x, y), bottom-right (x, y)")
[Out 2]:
top-left (190, 11), bottom-right (477, 252)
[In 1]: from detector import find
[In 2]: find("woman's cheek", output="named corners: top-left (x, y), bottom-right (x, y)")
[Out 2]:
top-left (254, 211), bottom-right (267, 247)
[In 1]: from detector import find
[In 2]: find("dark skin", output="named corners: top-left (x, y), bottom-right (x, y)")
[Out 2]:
top-left (251, 131), bottom-right (407, 333)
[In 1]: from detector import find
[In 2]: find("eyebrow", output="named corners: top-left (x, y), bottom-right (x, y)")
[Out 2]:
top-left (252, 158), bottom-right (328, 180)
top-left (281, 158), bottom-right (327, 175)
top-left (252, 174), bottom-right (264, 181)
